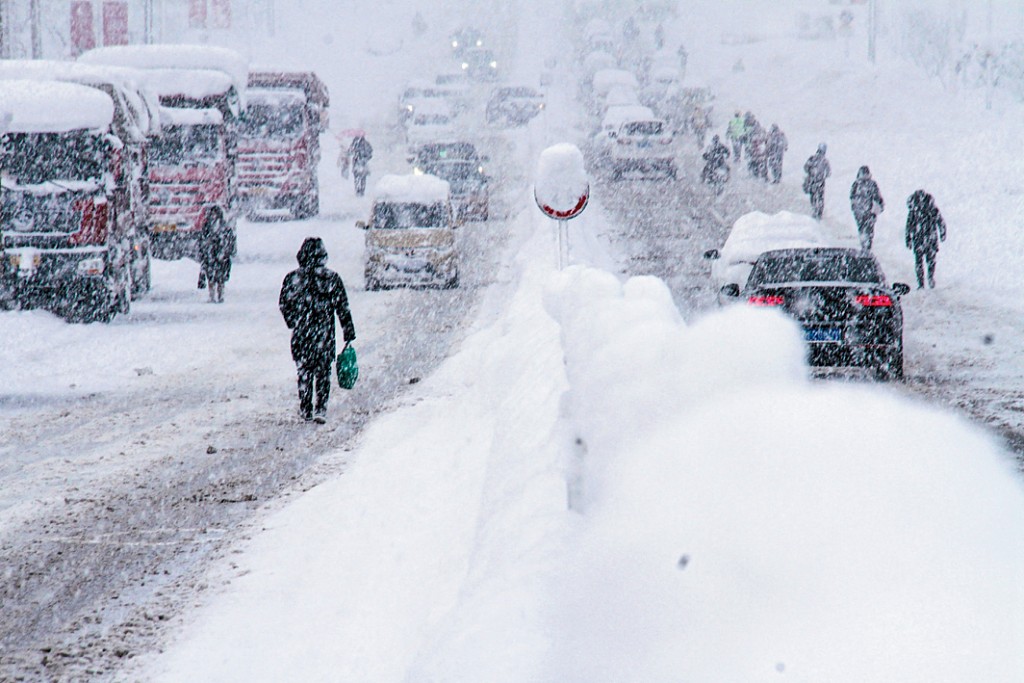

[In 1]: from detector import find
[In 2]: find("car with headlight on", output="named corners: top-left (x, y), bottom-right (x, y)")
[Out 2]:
top-left (408, 142), bottom-right (489, 221)
top-left (486, 86), bottom-right (545, 127)
top-left (460, 48), bottom-right (498, 81)
top-left (719, 247), bottom-right (911, 380)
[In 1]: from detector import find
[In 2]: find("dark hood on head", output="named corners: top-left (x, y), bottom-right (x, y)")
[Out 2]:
top-left (297, 237), bottom-right (328, 268)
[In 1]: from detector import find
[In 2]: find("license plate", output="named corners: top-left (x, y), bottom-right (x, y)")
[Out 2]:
top-left (805, 327), bottom-right (842, 342)
top-left (152, 223), bottom-right (177, 233)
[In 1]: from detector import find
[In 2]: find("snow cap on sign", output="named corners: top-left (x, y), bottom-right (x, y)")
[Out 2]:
top-left (0, 79), bottom-right (114, 134)
top-left (373, 173), bottom-right (450, 204)
top-left (535, 143), bottom-right (589, 214)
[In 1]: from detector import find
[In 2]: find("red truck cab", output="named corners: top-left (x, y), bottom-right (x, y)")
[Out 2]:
top-left (238, 71), bottom-right (328, 219)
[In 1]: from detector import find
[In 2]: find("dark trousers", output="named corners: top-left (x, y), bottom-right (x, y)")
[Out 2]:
top-left (809, 187), bottom-right (825, 219)
top-left (296, 355), bottom-right (332, 417)
top-left (855, 212), bottom-right (877, 250)
top-left (769, 156), bottom-right (783, 183)
top-left (913, 249), bottom-right (937, 288)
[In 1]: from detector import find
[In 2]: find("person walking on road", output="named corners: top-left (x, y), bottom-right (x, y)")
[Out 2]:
top-left (766, 124), bottom-right (788, 184)
top-left (279, 237), bottom-right (356, 423)
top-left (905, 189), bottom-right (947, 289)
top-left (803, 143), bottom-right (831, 220)
top-left (726, 111), bottom-right (746, 162)
top-left (849, 165), bottom-right (885, 251)
top-left (349, 134), bottom-right (374, 197)
top-left (198, 220), bottom-right (236, 303)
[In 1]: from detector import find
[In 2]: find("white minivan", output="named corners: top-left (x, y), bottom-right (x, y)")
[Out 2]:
top-left (359, 174), bottom-right (460, 290)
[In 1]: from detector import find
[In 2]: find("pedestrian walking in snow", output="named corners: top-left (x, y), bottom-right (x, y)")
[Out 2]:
top-left (689, 104), bottom-right (711, 149)
top-left (198, 221), bottom-right (235, 303)
top-left (746, 122), bottom-right (768, 181)
top-left (802, 143), bottom-right (831, 220)
top-left (279, 237), bottom-right (356, 423)
top-left (905, 190), bottom-right (946, 289)
top-left (849, 166), bottom-right (885, 251)
top-left (766, 124), bottom-right (788, 184)
top-left (726, 111), bottom-right (746, 161)
top-left (349, 134), bottom-right (374, 197)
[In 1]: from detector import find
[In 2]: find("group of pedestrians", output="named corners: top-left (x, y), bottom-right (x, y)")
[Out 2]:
top-left (724, 110), bottom-right (788, 184)
top-left (801, 144), bottom-right (947, 289)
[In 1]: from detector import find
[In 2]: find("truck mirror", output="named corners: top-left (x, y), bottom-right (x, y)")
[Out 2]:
top-left (720, 283), bottom-right (740, 298)
top-left (703, 249), bottom-right (720, 260)
top-left (356, 220), bottom-right (368, 230)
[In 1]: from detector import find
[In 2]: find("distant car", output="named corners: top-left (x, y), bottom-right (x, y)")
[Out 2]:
top-left (485, 86), bottom-right (545, 127)
top-left (591, 104), bottom-right (656, 168)
top-left (608, 116), bottom-right (676, 179)
top-left (410, 141), bottom-right (483, 169)
top-left (398, 80), bottom-right (447, 124)
top-left (404, 99), bottom-right (456, 150)
top-left (434, 72), bottom-right (472, 113)
top-left (720, 247), bottom-right (911, 380)
top-left (450, 27), bottom-right (484, 56)
top-left (460, 48), bottom-right (499, 81)
top-left (410, 142), bottom-right (489, 221)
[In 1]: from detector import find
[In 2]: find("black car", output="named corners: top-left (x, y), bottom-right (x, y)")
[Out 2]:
top-left (720, 247), bottom-right (911, 379)
top-left (410, 141), bottom-right (482, 169)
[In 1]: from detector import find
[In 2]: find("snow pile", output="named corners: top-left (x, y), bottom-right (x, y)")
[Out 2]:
top-left (0, 79), bottom-right (113, 133)
top-left (135, 68), bottom-right (235, 100)
top-left (713, 209), bottom-right (857, 287)
top-left (372, 173), bottom-right (450, 204)
top-left (540, 265), bottom-right (1024, 682)
top-left (78, 44), bottom-right (248, 100)
top-left (534, 143), bottom-right (588, 213)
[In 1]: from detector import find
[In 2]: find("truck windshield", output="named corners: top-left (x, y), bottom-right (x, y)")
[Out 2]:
top-left (0, 132), bottom-right (105, 184)
top-left (239, 104), bottom-right (305, 139)
top-left (372, 201), bottom-right (447, 229)
top-left (149, 125), bottom-right (222, 165)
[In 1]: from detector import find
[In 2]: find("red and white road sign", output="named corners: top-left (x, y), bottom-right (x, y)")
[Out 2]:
top-left (535, 185), bottom-right (589, 220)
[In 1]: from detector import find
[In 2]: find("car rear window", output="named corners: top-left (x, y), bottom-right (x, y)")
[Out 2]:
top-left (749, 252), bottom-right (882, 285)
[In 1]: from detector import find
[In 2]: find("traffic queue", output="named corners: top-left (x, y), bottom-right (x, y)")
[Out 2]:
top-left (0, 46), bottom-right (326, 322)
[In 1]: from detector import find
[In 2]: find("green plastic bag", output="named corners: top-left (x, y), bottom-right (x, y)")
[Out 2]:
top-left (336, 342), bottom-right (358, 390)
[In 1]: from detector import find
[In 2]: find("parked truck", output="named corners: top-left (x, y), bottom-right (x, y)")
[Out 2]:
top-left (237, 71), bottom-right (328, 219)
top-left (79, 46), bottom-right (247, 262)
top-left (1, 80), bottom-right (137, 322)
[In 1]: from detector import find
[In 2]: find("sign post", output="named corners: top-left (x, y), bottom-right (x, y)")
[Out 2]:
top-left (534, 143), bottom-right (590, 269)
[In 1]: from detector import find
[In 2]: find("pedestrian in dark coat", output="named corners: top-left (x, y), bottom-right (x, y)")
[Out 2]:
top-left (849, 166), bottom-right (885, 251)
top-left (279, 237), bottom-right (356, 422)
top-left (746, 123), bottom-right (768, 181)
top-left (803, 143), bottom-right (831, 220)
top-left (905, 190), bottom-right (946, 289)
top-left (199, 221), bottom-right (236, 303)
top-left (766, 124), bottom-right (788, 184)
top-left (349, 134), bottom-right (374, 197)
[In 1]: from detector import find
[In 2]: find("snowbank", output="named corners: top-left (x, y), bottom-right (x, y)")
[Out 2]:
top-left (0, 80), bottom-right (114, 133)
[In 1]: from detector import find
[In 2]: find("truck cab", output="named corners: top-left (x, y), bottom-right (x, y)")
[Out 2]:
top-left (358, 174), bottom-right (459, 290)
top-left (237, 71), bottom-right (328, 219)
top-left (1, 80), bottom-right (135, 322)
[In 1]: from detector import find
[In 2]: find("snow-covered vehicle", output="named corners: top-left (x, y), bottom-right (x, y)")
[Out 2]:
top-left (703, 210), bottom-right (853, 305)
top-left (434, 73), bottom-right (472, 114)
top-left (358, 174), bottom-right (459, 290)
top-left (449, 26), bottom-right (484, 56)
top-left (590, 104), bottom-right (654, 169)
top-left (0, 80), bottom-right (136, 322)
top-left (236, 71), bottom-right (329, 219)
top-left (79, 45), bottom-right (248, 261)
top-left (414, 153), bottom-right (489, 222)
top-left (486, 86), bottom-right (546, 127)
top-left (608, 116), bottom-right (677, 179)
top-left (460, 48), bottom-right (499, 82)
top-left (404, 99), bottom-right (456, 151)
top-left (398, 80), bottom-right (448, 125)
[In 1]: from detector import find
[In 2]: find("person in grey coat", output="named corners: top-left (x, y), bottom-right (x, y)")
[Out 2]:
top-left (279, 237), bottom-right (356, 422)
top-left (905, 190), bottom-right (946, 289)
top-left (849, 166), bottom-right (885, 251)
top-left (802, 143), bottom-right (831, 220)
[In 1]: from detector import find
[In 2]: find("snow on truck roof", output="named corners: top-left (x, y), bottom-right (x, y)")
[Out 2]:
top-left (125, 67), bottom-right (235, 100)
top-left (160, 106), bottom-right (223, 127)
top-left (373, 174), bottom-right (450, 204)
top-left (0, 79), bottom-right (114, 134)
top-left (79, 44), bottom-right (248, 97)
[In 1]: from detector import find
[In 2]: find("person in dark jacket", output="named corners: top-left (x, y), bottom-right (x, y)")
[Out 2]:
top-left (803, 143), bottom-right (831, 220)
top-left (849, 166), bottom-right (885, 251)
top-left (349, 134), bottom-right (374, 197)
top-left (905, 190), bottom-right (946, 289)
top-left (199, 220), bottom-right (236, 303)
top-left (279, 237), bottom-right (356, 422)
top-left (700, 134), bottom-right (730, 189)
top-left (766, 124), bottom-right (788, 184)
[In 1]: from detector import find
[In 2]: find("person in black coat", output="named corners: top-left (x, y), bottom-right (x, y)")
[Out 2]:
top-left (766, 124), bottom-right (788, 184)
top-left (279, 237), bottom-right (356, 422)
top-left (849, 166), bottom-right (885, 251)
top-left (905, 189), bottom-right (946, 289)
top-left (349, 135), bottom-right (374, 197)
top-left (803, 143), bottom-right (831, 220)
top-left (199, 221), bottom-right (236, 303)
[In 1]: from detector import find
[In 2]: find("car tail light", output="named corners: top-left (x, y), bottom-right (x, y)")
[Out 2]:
top-left (69, 198), bottom-right (109, 246)
top-left (856, 294), bottom-right (893, 307)
top-left (748, 295), bottom-right (785, 306)
top-left (617, 137), bottom-right (632, 145)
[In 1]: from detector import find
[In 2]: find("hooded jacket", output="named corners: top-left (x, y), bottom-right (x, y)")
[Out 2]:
top-left (279, 237), bottom-right (356, 363)
top-left (849, 166), bottom-right (884, 217)
top-left (905, 190), bottom-right (946, 254)
top-left (803, 144), bottom-right (831, 191)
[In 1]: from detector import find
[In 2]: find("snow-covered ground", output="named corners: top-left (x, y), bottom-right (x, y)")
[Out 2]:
top-left (2, 1), bottom-right (1024, 680)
